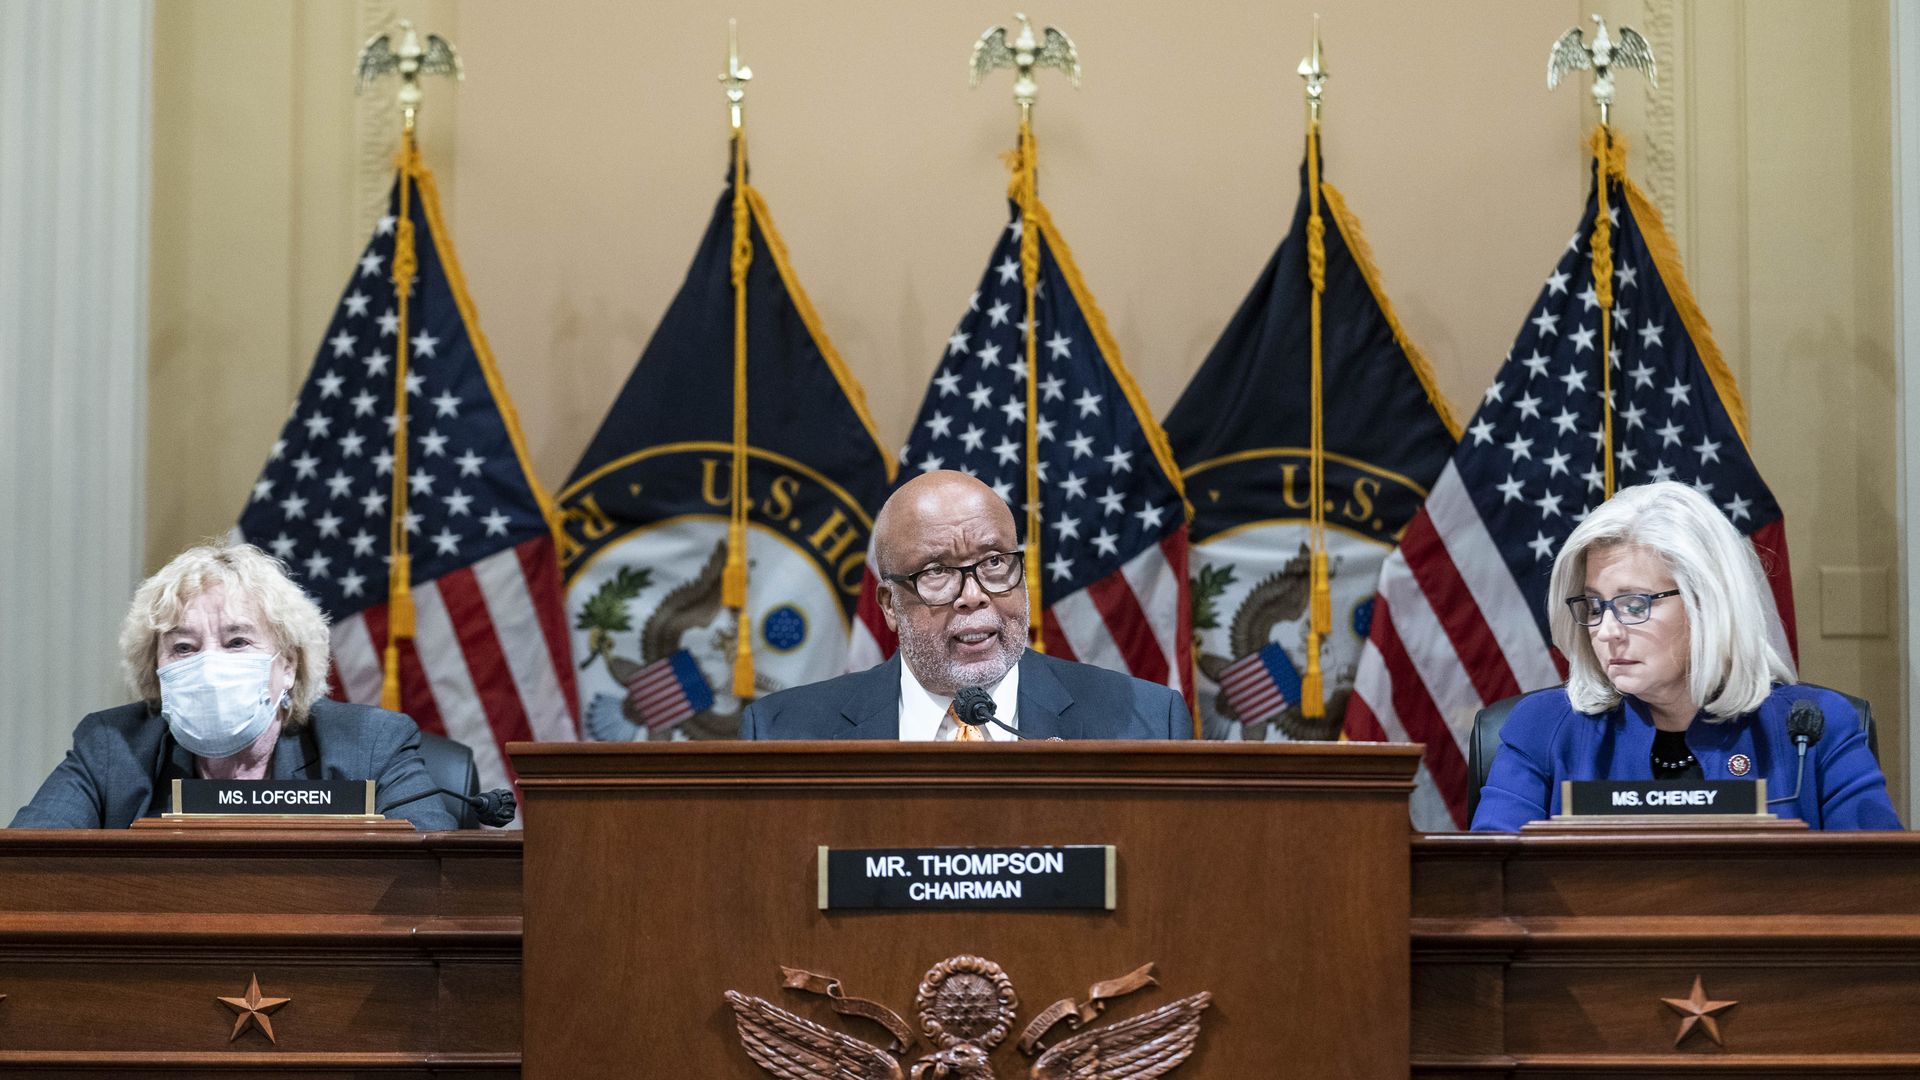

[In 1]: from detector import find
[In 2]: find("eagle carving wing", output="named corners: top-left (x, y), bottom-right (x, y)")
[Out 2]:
top-left (1029, 992), bottom-right (1212, 1079)
top-left (1609, 25), bottom-right (1658, 85)
top-left (420, 33), bottom-right (464, 80)
top-left (1546, 26), bottom-right (1589, 90)
top-left (1038, 26), bottom-right (1081, 84)
top-left (970, 26), bottom-right (1014, 87)
top-left (356, 33), bottom-right (398, 92)
top-left (726, 991), bottom-right (906, 1080)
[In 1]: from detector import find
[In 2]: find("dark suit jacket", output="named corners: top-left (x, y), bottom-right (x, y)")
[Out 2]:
top-left (10, 697), bottom-right (460, 830)
top-left (739, 650), bottom-right (1191, 740)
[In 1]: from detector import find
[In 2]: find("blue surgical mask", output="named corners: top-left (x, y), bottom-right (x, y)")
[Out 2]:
top-left (158, 649), bottom-right (284, 758)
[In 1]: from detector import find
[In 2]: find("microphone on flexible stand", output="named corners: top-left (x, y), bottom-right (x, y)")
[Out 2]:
top-left (952, 685), bottom-right (1048, 741)
top-left (383, 785), bottom-right (518, 827)
top-left (1765, 699), bottom-right (1826, 806)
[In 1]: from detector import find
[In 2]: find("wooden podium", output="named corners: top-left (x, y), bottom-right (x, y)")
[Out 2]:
top-left (1412, 830), bottom-right (1920, 1075)
top-left (512, 740), bottom-right (1420, 1077)
top-left (0, 828), bottom-right (520, 1077)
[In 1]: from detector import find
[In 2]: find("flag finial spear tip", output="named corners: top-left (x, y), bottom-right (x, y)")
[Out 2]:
top-left (1297, 15), bottom-right (1328, 122)
top-left (720, 18), bottom-right (752, 132)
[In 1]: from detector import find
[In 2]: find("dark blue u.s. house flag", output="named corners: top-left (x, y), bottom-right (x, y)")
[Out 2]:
top-left (1165, 150), bottom-right (1457, 741)
top-left (236, 146), bottom-right (580, 801)
top-left (558, 146), bottom-right (895, 740)
top-left (1344, 132), bottom-right (1798, 829)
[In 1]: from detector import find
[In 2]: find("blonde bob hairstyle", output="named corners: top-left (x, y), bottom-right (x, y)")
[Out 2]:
top-left (119, 542), bottom-right (333, 728)
top-left (1548, 481), bottom-right (1795, 720)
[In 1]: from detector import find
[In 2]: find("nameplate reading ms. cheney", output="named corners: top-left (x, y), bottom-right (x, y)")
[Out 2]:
top-left (819, 846), bottom-right (1115, 911)
top-left (1562, 779), bottom-right (1766, 817)
top-left (173, 779), bottom-right (377, 816)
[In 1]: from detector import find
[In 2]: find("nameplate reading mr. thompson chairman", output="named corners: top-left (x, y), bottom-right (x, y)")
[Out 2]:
top-left (819, 846), bottom-right (1115, 911)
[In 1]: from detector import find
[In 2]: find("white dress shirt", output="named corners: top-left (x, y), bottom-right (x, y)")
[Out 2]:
top-left (897, 658), bottom-right (1021, 741)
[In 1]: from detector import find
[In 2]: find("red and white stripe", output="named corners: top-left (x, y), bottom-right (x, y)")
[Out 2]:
top-left (849, 530), bottom-right (1194, 718)
top-left (1344, 462), bottom-right (1794, 830)
top-left (848, 549), bottom-right (893, 672)
top-left (1344, 464), bottom-right (1566, 829)
top-left (328, 535), bottom-right (580, 807)
top-left (626, 656), bottom-right (697, 732)
top-left (1749, 519), bottom-right (1798, 665)
top-left (1217, 649), bottom-right (1290, 725)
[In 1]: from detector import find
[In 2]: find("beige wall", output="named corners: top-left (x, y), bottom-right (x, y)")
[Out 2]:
top-left (148, 1), bottom-right (1902, 806)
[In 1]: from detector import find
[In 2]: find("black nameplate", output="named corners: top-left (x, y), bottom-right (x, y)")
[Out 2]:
top-left (819, 846), bottom-right (1114, 911)
top-left (1564, 779), bottom-right (1765, 817)
top-left (172, 779), bottom-right (375, 816)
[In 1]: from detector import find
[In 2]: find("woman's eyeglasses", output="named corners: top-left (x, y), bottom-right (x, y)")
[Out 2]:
top-left (1565, 590), bottom-right (1681, 627)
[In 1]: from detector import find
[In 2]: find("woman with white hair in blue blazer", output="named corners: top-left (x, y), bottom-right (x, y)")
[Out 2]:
top-left (1472, 481), bottom-right (1900, 831)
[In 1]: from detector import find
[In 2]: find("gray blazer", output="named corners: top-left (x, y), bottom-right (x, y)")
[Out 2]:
top-left (739, 650), bottom-right (1192, 741)
top-left (10, 697), bottom-right (459, 830)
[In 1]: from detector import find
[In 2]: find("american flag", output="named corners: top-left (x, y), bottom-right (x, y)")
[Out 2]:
top-left (849, 200), bottom-right (1193, 702)
top-left (236, 159), bottom-right (580, 798)
top-left (625, 650), bottom-right (713, 733)
top-left (1343, 149), bottom-right (1796, 830)
top-left (1217, 644), bottom-right (1300, 727)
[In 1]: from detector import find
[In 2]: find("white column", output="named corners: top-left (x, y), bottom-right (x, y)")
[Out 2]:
top-left (0, 1), bottom-right (151, 821)
top-left (1898, 0), bottom-right (1920, 824)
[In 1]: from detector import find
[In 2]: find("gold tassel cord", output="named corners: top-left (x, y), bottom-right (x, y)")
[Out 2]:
top-left (1301, 121), bottom-right (1330, 720)
top-left (724, 130), bottom-right (756, 699)
top-left (1013, 115), bottom-right (1045, 653)
top-left (380, 136), bottom-right (421, 711)
top-left (1590, 127), bottom-right (1621, 501)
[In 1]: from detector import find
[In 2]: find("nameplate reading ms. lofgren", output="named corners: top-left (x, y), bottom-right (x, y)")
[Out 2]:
top-left (1562, 779), bottom-right (1766, 817)
top-left (819, 846), bottom-right (1115, 911)
top-left (172, 779), bottom-right (376, 816)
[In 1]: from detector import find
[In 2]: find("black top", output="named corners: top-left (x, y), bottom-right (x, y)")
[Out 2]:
top-left (1650, 727), bottom-right (1704, 781)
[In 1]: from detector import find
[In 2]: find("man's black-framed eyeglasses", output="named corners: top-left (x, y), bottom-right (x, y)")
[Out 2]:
top-left (885, 551), bottom-right (1026, 607)
top-left (1565, 590), bottom-right (1682, 627)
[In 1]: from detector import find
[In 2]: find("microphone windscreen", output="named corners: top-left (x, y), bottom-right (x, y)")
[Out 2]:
top-left (474, 788), bottom-right (517, 828)
top-left (953, 686), bottom-right (996, 727)
top-left (1787, 700), bottom-right (1826, 744)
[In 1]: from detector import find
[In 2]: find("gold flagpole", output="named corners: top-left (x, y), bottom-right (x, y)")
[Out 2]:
top-left (355, 20), bottom-right (462, 710)
top-left (971, 13), bottom-right (1080, 653)
top-left (1297, 19), bottom-right (1331, 721)
top-left (720, 20), bottom-right (757, 699)
top-left (1549, 15), bottom-right (1657, 501)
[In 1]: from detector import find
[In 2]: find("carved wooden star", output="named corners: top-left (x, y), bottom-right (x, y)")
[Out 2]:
top-left (218, 974), bottom-right (291, 1044)
top-left (1661, 975), bottom-right (1736, 1047)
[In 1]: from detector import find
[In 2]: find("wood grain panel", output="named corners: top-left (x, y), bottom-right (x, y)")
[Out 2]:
top-left (1413, 831), bottom-right (1920, 1077)
top-left (0, 830), bottom-right (520, 1075)
top-left (515, 740), bottom-right (1420, 1079)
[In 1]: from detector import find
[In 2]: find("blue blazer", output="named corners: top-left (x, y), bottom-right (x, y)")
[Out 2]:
top-left (739, 650), bottom-right (1191, 741)
top-left (1471, 684), bottom-right (1902, 832)
top-left (10, 697), bottom-right (459, 831)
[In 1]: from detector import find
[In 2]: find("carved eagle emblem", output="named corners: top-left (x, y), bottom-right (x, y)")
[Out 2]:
top-left (727, 956), bottom-right (1211, 1079)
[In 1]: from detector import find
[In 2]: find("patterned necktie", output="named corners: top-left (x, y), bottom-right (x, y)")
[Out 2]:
top-left (948, 702), bottom-right (984, 741)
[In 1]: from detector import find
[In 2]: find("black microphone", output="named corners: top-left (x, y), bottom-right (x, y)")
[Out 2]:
top-left (384, 785), bottom-right (518, 827)
top-left (1765, 699), bottom-right (1826, 805)
top-left (952, 686), bottom-right (1046, 741)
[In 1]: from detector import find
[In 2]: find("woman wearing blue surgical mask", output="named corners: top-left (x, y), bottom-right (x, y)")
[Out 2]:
top-left (11, 542), bottom-right (458, 830)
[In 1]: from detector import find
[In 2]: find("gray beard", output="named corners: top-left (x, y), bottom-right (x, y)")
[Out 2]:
top-left (896, 608), bottom-right (1027, 697)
